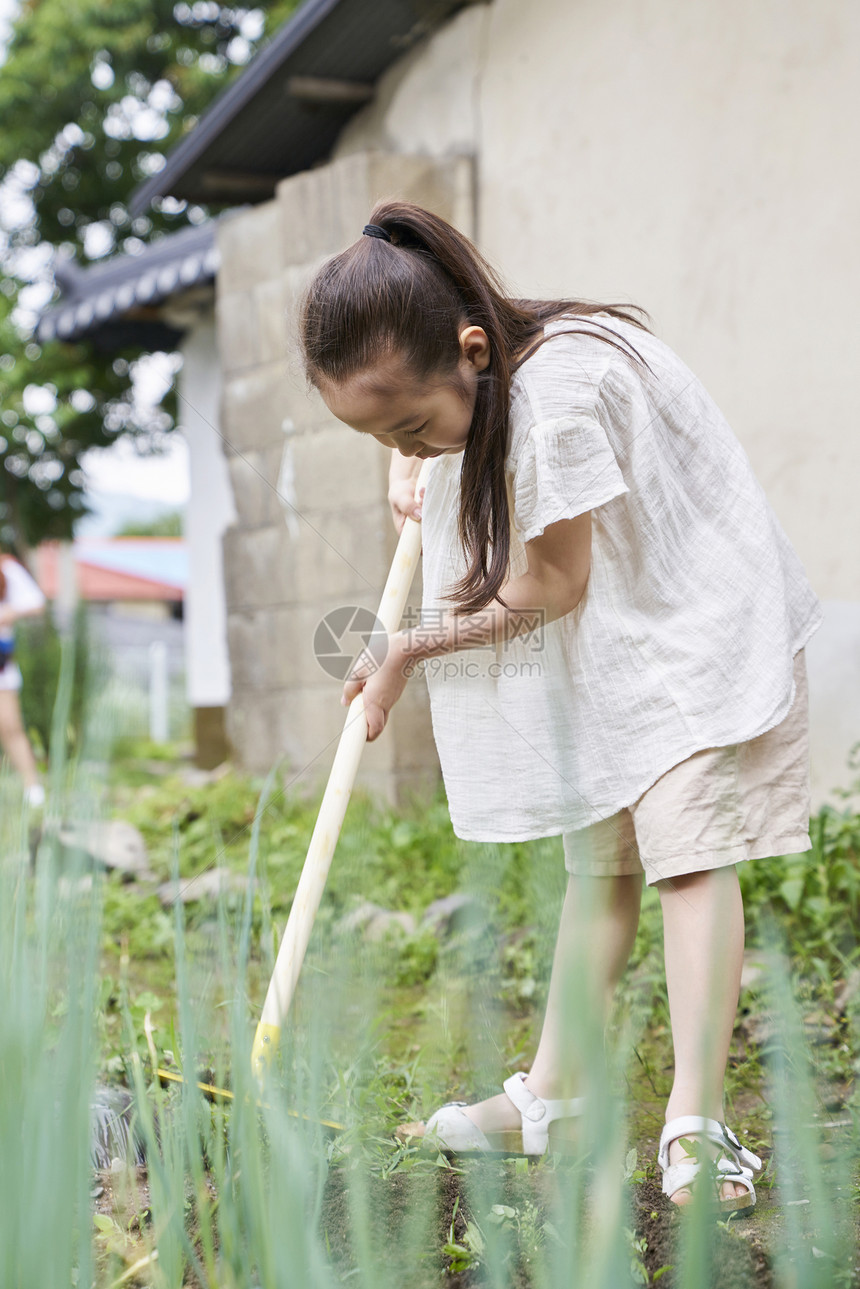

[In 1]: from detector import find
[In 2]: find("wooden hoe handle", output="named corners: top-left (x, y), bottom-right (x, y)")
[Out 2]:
top-left (251, 460), bottom-right (431, 1081)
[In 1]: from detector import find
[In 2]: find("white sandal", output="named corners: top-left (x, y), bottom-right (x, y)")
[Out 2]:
top-left (658, 1116), bottom-right (762, 1214)
top-left (415, 1072), bottom-right (585, 1157)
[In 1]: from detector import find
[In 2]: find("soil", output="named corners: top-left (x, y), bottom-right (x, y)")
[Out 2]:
top-left (90, 1018), bottom-right (860, 1288)
top-left (632, 1178), bottom-right (773, 1289)
top-left (317, 1163), bottom-right (777, 1289)
top-left (320, 1166), bottom-right (486, 1287)
top-left (319, 1161), bottom-right (580, 1288)
top-left (92, 1090), bottom-right (858, 1288)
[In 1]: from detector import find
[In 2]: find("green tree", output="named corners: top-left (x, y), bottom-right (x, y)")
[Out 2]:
top-left (0, 286), bottom-right (144, 556)
top-left (0, 0), bottom-right (297, 557)
top-left (116, 509), bottom-right (184, 537)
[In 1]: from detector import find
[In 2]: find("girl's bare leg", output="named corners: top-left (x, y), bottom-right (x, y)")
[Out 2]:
top-left (656, 865), bottom-right (746, 1203)
top-left (462, 871), bottom-right (643, 1135)
top-left (0, 690), bottom-right (40, 788)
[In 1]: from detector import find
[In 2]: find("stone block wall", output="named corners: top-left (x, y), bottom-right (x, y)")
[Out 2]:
top-left (216, 151), bottom-right (474, 803)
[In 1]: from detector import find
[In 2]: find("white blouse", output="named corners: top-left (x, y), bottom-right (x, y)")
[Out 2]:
top-left (0, 557), bottom-right (46, 638)
top-left (420, 317), bottom-right (822, 842)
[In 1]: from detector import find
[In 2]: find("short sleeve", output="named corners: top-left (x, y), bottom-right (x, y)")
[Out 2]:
top-left (2, 559), bottom-right (46, 611)
top-left (509, 414), bottom-right (629, 543)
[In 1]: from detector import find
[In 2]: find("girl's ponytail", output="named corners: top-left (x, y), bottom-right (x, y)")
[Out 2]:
top-left (364, 201), bottom-right (508, 335)
top-left (301, 201), bottom-right (650, 614)
top-left (365, 201), bottom-right (520, 613)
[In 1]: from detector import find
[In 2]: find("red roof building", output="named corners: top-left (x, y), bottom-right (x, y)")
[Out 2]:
top-left (36, 539), bottom-right (186, 604)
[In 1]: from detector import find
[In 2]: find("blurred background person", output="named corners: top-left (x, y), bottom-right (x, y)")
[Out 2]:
top-left (0, 551), bottom-right (47, 807)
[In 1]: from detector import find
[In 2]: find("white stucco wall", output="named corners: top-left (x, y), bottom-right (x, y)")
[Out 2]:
top-left (179, 321), bottom-right (236, 708)
top-left (335, 0), bottom-right (860, 803)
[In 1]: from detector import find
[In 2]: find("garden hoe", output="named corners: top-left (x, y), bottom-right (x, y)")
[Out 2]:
top-left (250, 458), bottom-right (432, 1085)
top-left (150, 460), bottom-right (432, 1121)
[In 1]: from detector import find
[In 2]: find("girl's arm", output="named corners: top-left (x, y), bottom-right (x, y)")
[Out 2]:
top-left (0, 603), bottom-right (45, 627)
top-left (346, 512), bottom-right (592, 740)
top-left (388, 450), bottom-right (424, 534)
top-left (421, 510), bottom-right (592, 651)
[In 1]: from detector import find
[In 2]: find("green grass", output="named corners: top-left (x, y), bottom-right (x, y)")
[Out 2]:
top-left (4, 690), bottom-right (860, 1285)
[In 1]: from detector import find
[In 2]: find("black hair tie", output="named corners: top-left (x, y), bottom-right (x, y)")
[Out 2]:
top-left (362, 223), bottom-right (391, 242)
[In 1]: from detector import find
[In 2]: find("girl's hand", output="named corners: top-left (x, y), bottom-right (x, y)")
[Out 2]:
top-left (388, 479), bottom-right (424, 536)
top-left (341, 633), bottom-right (414, 741)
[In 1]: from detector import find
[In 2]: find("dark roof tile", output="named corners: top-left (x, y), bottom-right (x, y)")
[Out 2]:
top-left (131, 0), bottom-right (477, 212)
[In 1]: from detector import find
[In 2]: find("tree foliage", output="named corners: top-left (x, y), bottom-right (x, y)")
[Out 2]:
top-left (116, 509), bottom-right (184, 537)
top-left (0, 0), bottom-right (297, 555)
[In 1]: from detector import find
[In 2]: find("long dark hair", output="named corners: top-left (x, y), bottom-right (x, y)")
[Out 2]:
top-left (300, 200), bottom-right (650, 614)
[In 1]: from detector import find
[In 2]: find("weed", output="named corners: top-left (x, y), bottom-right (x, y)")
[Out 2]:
top-left (443, 1195), bottom-right (485, 1274)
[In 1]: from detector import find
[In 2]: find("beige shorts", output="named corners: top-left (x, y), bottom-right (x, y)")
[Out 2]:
top-left (563, 650), bottom-right (812, 886)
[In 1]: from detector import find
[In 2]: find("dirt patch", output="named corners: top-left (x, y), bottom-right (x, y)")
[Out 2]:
top-left (632, 1178), bottom-right (773, 1289)
top-left (320, 1163), bottom-right (554, 1288)
top-left (92, 1164), bottom-right (155, 1284)
top-left (321, 1167), bottom-right (480, 1287)
top-left (320, 1159), bottom-right (782, 1288)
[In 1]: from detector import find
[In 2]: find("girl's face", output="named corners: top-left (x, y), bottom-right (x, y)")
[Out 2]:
top-left (318, 326), bottom-right (491, 459)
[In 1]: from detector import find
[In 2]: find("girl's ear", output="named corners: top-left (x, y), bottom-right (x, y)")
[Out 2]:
top-left (459, 325), bottom-right (491, 372)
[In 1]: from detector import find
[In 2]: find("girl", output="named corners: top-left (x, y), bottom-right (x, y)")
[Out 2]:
top-left (0, 552), bottom-right (47, 807)
top-left (300, 202), bottom-right (821, 1212)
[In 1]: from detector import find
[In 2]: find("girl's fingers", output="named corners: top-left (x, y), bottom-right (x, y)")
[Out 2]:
top-left (341, 685), bottom-right (385, 738)
top-left (341, 677), bottom-right (363, 706)
top-left (389, 500), bottom-right (407, 534)
top-left (390, 482), bottom-right (425, 531)
top-left (363, 700), bottom-right (386, 742)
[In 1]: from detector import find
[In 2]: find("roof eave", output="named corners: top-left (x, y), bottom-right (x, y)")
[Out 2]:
top-left (131, 0), bottom-right (480, 214)
top-left (130, 0), bottom-right (343, 216)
